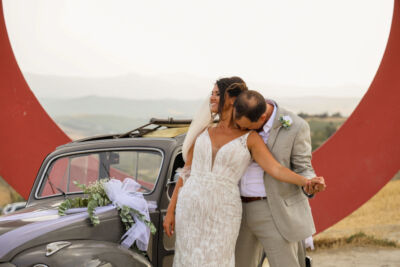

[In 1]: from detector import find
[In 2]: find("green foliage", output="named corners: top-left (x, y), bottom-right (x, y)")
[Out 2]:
top-left (120, 205), bottom-right (134, 230)
top-left (118, 205), bottom-right (156, 234)
top-left (305, 116), bottom-right (346, 151)
top-left (331, 112), bottom-right (343, 118)
top-left (324, 122), bottom-right (336, 137)
top-left (58, 179), bottom-right (110, 226)
top-left (58, 179), bottom-right (156, 247)
top-left (298, 112), bottom-right (309, 119)
top-left (128, 206), bottom-right (157, 234)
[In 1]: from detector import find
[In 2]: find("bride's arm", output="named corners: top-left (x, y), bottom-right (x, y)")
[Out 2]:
top-left (163, 144), bottom-right (194, 237)
top-left (247, 131), bottom-right (309, 186)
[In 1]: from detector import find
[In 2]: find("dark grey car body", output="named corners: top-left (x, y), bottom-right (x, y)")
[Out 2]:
top-left (0, 131), bottom-right (184, 267)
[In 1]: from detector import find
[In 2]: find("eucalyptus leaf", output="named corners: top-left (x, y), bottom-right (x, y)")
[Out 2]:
top-left (57, 179), bottom-right (157, 251)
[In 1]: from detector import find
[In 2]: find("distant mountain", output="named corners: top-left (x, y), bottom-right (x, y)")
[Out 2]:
top-left (26, 71), bottom-right (362, 116)
top-left (39, 95), bottom-right (360, 118)
top-left (24, 72), bottom-right (211, 99)
top-left (54, 114), bottom-right (149, 139)
top-left (40, 96), bottom-right (203, 118)
top-left (39, 95), bottom-right (361, 139)
top-left (22, 72), bottom-right (362, 139)
top-left (24, 72), bottom-right (365, 100)
top-left (277, 96), bottom-right (361, 116)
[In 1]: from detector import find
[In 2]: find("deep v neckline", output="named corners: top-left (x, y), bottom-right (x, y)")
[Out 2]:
top-left (206, 128), bottom-right (248, 171)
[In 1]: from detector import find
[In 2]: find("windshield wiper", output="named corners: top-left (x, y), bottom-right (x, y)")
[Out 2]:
top-left (56, 187), bottom-right (67, 199)
top-left (45, 172), bottom-right (56, 194)
top-left (45, 172), bottom-right (67, 198)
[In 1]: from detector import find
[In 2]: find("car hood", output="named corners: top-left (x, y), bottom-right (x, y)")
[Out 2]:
top-left (0, 200), bottom-right (63, 235)
top-left (0, 201), bottom-right (123, 262)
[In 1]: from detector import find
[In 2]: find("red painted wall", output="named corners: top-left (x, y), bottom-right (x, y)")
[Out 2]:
top-left (0, 2), bottom-right (71, 199)
top-left (310, 0), bottom-right (400, 232)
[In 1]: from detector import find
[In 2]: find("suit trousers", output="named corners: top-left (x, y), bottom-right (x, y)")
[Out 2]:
top-left (235, 199), bottom-right (304, 267)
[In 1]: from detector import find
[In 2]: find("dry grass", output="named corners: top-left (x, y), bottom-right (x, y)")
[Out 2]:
top-left (0, 186), bottom-right (12, 207)
top-left (314, 179), bottom-right (400, 249)
top-left (0, 177), bottom-right (24, 208)
top-left (313, 232), bottom-right (398, 250)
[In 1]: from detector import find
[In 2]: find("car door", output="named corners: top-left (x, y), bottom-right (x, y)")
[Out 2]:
top-left (157, 150), bottom-right (184, 266)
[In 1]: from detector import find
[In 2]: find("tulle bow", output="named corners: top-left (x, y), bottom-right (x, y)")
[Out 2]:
top-left (104, 178), bottom-right (154, 251)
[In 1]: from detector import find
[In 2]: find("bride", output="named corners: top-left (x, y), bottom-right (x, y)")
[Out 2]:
top-left (163, 78), bottom-right (323, 267)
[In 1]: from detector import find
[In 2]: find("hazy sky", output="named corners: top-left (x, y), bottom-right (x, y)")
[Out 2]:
top-left (3, 0), bottom-right (394, 98)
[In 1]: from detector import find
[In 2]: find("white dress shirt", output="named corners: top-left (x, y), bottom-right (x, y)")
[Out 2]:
top-left (240, 101), bottom-right (277, 197)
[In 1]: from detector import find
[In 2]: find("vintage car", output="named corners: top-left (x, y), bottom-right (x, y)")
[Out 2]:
top-left (0, 119), bottom-right (189, 267)
top-left (0, 118), bottom-right (311, 267)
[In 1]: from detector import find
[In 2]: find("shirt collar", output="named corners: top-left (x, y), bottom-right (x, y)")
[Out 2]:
top-left (262, 100), bottom-right (277, 133)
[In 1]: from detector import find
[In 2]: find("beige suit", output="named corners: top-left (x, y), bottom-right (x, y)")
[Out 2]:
top-left (235, 105), bottom-right (316, 267)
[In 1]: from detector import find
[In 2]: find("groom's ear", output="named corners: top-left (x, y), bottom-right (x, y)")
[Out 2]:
top-left (259, 113), bottom-right (267, 123)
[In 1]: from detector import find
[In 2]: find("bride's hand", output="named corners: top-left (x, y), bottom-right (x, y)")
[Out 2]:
top-left (163, 211), bottom-right (175, 237)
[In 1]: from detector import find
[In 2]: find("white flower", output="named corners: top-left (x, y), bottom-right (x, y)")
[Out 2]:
top-left (279, 115), bottom-right (293, 129)
top-left (282, 115), bottom-right (293, 125)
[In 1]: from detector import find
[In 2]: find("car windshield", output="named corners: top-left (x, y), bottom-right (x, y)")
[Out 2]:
top-left (38, 150), bottom-right (163, 198)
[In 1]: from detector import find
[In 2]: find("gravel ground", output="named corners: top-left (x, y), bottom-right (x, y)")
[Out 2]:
top-left (307, 247), bottom-right (400, 267)
top-left (261, 247), bottom-right (400, 267)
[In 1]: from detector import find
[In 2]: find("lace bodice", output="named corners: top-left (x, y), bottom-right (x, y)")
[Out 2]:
top-left (173, 129), bottom-right (252, 267)
top-left (190, 129), bottom-right (252, 186)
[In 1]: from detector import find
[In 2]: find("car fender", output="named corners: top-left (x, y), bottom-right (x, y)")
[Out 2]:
top-left (11, 240), bottom-right (151, 267)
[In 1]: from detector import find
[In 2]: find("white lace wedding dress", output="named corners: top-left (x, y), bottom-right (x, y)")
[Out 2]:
top-left (174, 128), bottom-right (251, 267)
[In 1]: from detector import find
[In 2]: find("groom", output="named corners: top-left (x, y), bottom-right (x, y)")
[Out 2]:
top-left (233, 89), bottom-right (325, 267)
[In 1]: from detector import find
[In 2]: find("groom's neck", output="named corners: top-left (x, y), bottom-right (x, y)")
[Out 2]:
top-left (264, 103), bottom-right (274, 123)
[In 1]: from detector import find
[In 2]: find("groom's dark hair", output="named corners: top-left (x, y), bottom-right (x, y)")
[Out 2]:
top-left (234, 90), bottom-right (266, 122)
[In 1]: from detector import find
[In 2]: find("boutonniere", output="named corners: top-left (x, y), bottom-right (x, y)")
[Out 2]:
top-left (279, 115), bottom-right (293, 129)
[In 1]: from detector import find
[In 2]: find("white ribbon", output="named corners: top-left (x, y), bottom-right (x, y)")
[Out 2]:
top-left (0, 206), bottom-right (115, 258)
top-left (0, 178), bottom-right (156, 255)
top-left (103, 178), bottom-right (153, 251)
top-left (0, 209), bottom-right (59, 222)
top-left (0, 207), bottom-right (98, 223)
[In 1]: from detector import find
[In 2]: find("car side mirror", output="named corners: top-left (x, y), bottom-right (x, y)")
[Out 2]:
top-left (109, 152), bottom-right (120, 164)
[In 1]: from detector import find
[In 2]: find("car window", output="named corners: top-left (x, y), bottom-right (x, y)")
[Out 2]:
top-left (40, 153), bottom-right (100, 197)
top-left (38, 150), bottom-right (163, 198)
top-left (109, 151), bottom-right (162, 192)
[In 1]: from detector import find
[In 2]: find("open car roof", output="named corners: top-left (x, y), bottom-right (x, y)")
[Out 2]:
top-left (72, 118), bottom-right (192, 143)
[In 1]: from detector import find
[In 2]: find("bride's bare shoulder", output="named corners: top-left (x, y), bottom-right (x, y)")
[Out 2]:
top-left (247, 131), bottom-right (263, 146)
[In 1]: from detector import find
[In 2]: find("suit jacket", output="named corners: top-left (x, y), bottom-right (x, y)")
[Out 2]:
top-left (263, 105), bottom-right (316, 242)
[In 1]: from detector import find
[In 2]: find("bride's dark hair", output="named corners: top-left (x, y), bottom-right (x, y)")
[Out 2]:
top-left (215, 77), bottom-right (247, 114)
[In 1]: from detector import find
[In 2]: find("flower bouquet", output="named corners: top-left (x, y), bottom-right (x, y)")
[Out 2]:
top-left (58, 178), bottom-right (156, 251)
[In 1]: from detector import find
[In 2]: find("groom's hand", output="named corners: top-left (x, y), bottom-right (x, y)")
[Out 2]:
top-left (163, 211), bottom-right (175, 237)
top-left (313, 176), bottom-right (326, 193)
top-left (304, 176), bottom-right (326, 195)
